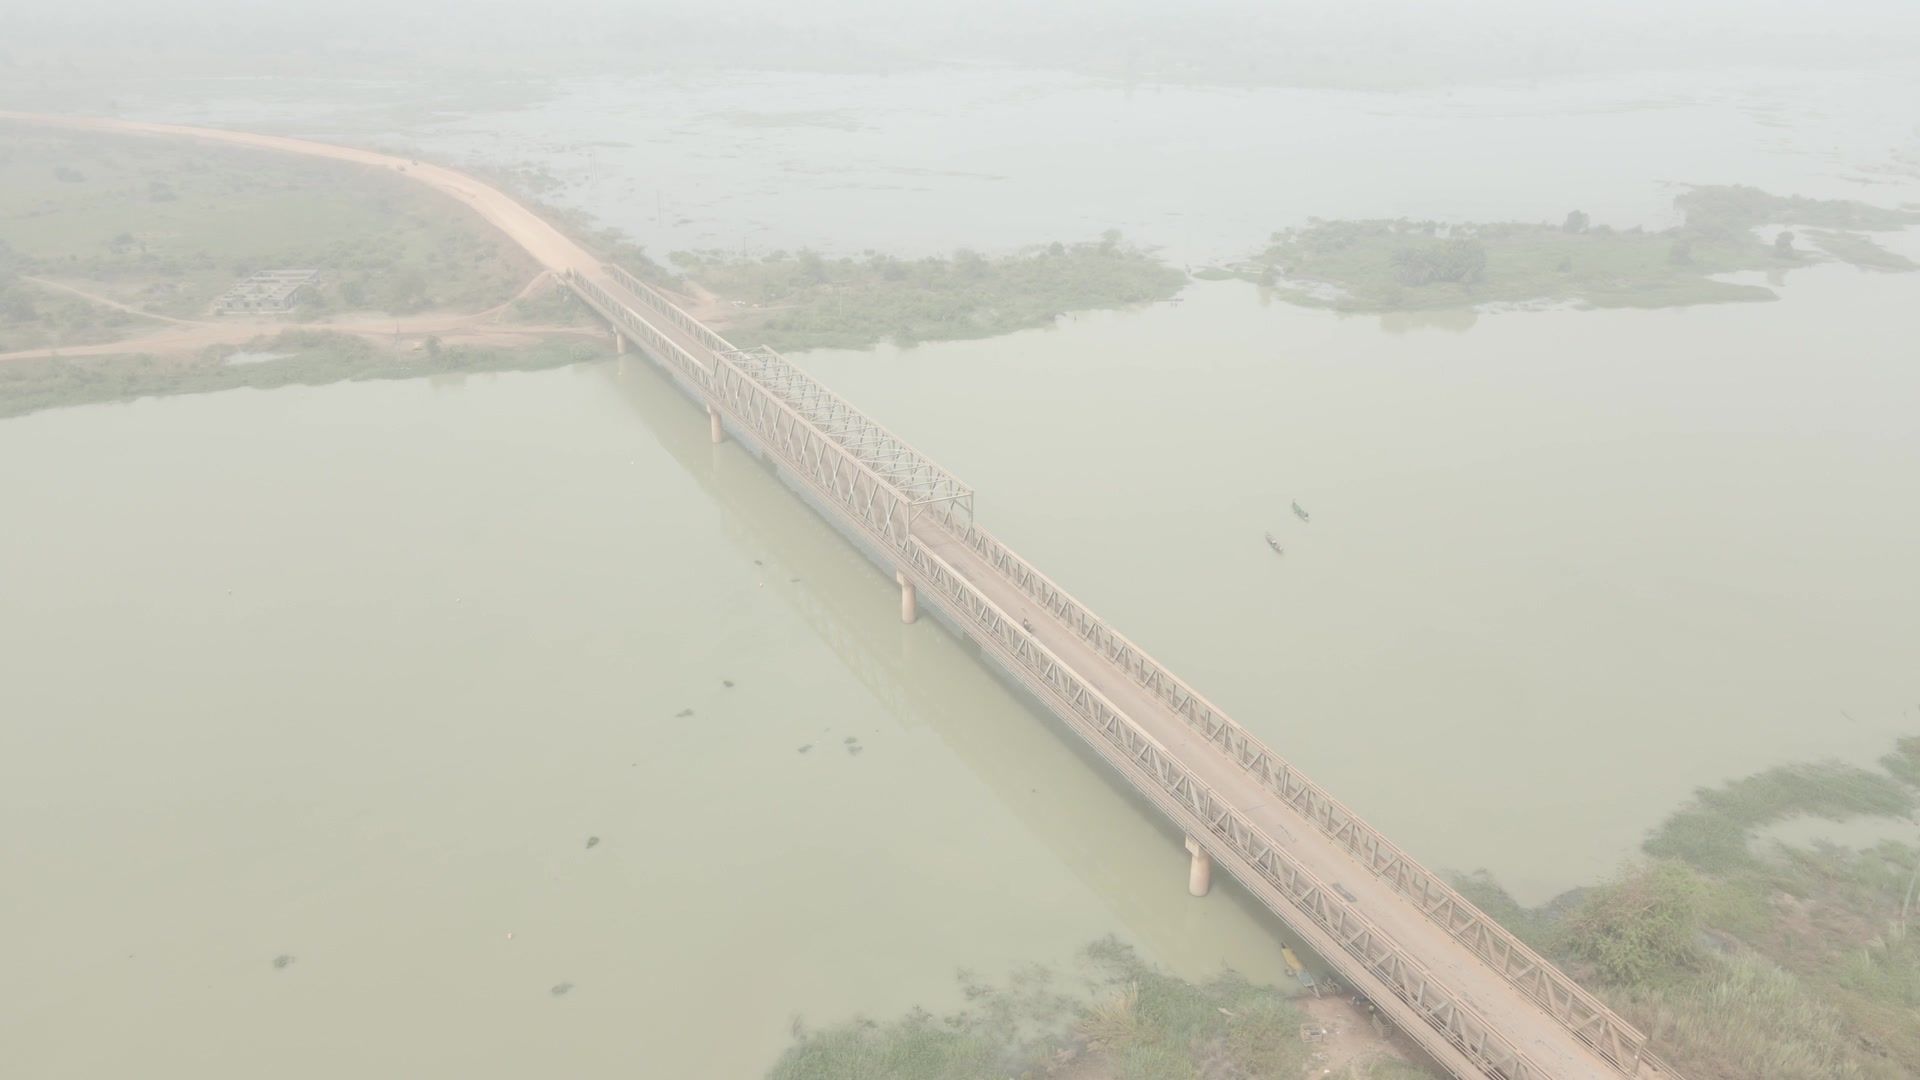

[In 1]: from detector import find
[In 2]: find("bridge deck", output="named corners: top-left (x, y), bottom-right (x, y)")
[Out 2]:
top-left (913, 524), bottom-right (1622, 1080)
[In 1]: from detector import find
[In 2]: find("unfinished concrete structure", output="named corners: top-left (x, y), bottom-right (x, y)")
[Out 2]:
top-left (214, 269), bottom-right (318, 315)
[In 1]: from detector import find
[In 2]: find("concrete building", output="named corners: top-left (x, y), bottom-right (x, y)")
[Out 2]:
top-left (215, 270), bottom-right (318, 315)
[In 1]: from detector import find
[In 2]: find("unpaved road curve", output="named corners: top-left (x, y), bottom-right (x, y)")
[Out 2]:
top-left (0, 320), bottom-right (592, 364)
top-left (21, 276), bottom-right (207, 326)
top-left (0, 111), bottom-right (605, 278)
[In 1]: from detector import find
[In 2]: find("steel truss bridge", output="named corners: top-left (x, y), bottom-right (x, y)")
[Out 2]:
top-left (565, 263), bottom-right (1682, 1080)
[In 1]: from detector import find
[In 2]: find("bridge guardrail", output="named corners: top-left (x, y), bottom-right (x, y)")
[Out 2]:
top-left (605, 263), bottom-right (735, 358)
top-left (572, 270), bottom-right (927, 552)
top-left (602, 266), bottom-right (974, 527)
top-left (937, 518), bottom-right (1650, 1074)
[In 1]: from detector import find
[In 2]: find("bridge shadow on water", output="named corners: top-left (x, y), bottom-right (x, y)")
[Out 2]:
top-left (594, 352), bottom-right (1322, 989)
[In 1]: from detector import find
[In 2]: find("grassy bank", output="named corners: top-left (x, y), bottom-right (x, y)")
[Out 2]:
top-left (767, 938), bottom-right (1421, 1080)
top-left (0, 126), bottom-right (540, 348)
top-left (1209, 186), bottom-right (1920, 312)
top-left (468, 163), bottom-right (1186, 352)
top-left (673, 233), bottom-right (1187, 351)
top-left (0, 330), bottom-right (607, 420)
top-left (1459, 737), bottom-right (1920, 1080)
top-left (789, 739), bottom-right (1920, 1080)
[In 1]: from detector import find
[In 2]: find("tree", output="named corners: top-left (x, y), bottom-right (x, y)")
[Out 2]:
top-left (1392, 236), bottom-right (1487, 286)
top-left (380, 268), bottom-right (429, 313)
top-left (1773, 231), bottom-right (1796, 258)
top-left (1560, 860), bottom-right (1705, 985)
top-left (1562, 209), bottom-right (1590, 233)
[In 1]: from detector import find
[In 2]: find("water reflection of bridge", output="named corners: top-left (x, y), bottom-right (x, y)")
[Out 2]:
top-left (567, 263), bottom-right (1678, 1080)
top-left (601, 355), bottom-right (1300, 981)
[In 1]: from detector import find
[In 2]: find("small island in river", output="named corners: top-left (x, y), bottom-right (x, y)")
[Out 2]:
top-left (669, 232), bottom-right (1187, 352)
top-left (1203, 185), bottom-right (1920, 312)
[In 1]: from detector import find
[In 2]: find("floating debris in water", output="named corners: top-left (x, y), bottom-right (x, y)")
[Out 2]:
top-left (675, 708), bottom-right (694, 718)
top-left (722, 679), bottom-right (735, 688)
top-left (753, 560), bottom-right (763, 565)
top-left (797, 744), bottom-right (812, 754)
top-left (585, 836), bottom-right (600, 850)
top-left (272, 955), bottom-right (295, 970)
top-left (844, 736), bottom-right (858, 744)
top-left (551, 982), bottom-right (574, 997)
top-left (847, 745), bottom-right (864, 756)
top-left (790, 577), bottom-right (801, 583)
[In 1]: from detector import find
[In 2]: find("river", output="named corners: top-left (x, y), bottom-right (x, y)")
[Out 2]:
top-left (4, 64), bottom-right (1919, 1077)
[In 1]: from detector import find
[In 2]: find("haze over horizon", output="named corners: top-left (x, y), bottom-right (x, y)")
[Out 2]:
top-left (6, 0), bottom-right (1920, 90)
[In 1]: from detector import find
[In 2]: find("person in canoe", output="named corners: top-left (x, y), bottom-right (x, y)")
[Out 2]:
top-left (1291, 499), bottom-right (1310, 523)
top-left (1265, 531), bottom-right (1283, 554)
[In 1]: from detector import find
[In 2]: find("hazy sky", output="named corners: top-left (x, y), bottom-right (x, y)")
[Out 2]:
top-left (6, 0), bottom-right (1920, 87)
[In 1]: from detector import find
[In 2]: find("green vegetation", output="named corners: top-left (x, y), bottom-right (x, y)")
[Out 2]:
top-left (1215, 185), bottom-right (1920, 312)
top-left (671, 232), bottom-right (1186, 351)
top-left (0, 330), bottom-right (607, 420)
top-left (766, 938), bottom-right (1390, 1080)
top-left (773, 739), bottom-right (1920, 1080)
top-left (1644, 761), bottom-right (1912, 874)
top-left (0, 269), bottom-right (140, 351)
top-left (1461, 737), bottom-right (1920, 1080)
top-left (0, 127), bottom-right (540, 349)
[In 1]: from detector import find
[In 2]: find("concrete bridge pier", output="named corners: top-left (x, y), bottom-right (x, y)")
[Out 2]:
top-left (1185, 835), bottom-right (1212, 897)
top-left (708, 403), bottom-right (725, 444)
top-left (896, 571), bottom-right (918, 623)
top-left (615, 331), bottom-right (626, 355)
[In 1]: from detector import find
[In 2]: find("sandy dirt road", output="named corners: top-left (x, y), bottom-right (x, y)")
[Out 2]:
top-left (0, 111), bottom-right (604, 277)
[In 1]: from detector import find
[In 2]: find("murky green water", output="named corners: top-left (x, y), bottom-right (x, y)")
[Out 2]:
top-left (799, 266), bottom-right (1920, 903)
top-left (0, 361), bottom-right (1298, 1078)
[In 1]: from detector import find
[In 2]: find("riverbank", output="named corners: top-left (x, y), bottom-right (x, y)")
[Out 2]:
top-left (1204, 185), bottom-right (1920, 312)
top-left (1460, 739), bottom-right (1920, 1080)
top-left (669, 235), bottom-right (1187, 351)
top-left (0, 331), bottom-right (607, 420)
top-left (771, 739), bottom-right (1920, 1080)
top-left (767, 938), bottom-right (1434, 1080)
top-left (0, 114), bottom-right (627, 419)
top-left (0, 125), bottom-right (542, 350)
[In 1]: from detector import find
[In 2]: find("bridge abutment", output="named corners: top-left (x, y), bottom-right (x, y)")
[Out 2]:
top-left (896, 571), bottom-right (918, 623)
top-left (708, 403), bottom-right (725, 444)
top-left (1185, 835), bottom-right (1212, 897)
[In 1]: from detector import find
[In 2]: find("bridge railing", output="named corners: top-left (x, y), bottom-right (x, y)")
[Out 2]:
top-left (605, 263), bottom-right (736, 359)
top-left (932, 516), bottom-right (1651, 1075)
top-left (597, 266), bottom-right (974, 529)
top-left (720, 346), bottom-right (973, 528)
top-left (571, 270), bottom-right (927, 552)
